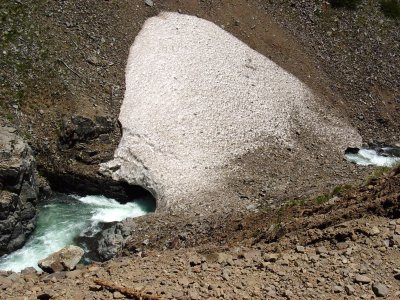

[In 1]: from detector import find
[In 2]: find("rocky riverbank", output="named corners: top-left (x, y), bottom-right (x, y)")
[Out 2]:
top-left (1, 166), bottom-right (399, 299)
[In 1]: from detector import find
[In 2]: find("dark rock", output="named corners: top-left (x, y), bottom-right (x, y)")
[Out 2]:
top-left (59, 115), bottom-right (114, 149)
top-left (372, 282), bottom-right (389, 297)
top-left (38, 245), bottom-right (84, 273)
top-left (97, 225), bottom-right (125, 261)
top-left (0, 127), bottom-right (40, 256)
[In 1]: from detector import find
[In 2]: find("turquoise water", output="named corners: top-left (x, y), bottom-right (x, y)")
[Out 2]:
top-left (0, 194), bottom-right (152, 272)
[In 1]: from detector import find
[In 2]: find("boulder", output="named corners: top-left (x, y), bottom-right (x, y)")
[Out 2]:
top-left (100, 12), bottom-right (361, 211)
top-left (0, 126), bottom-right (39, 255)
top-left (38, 245), bottom-right (84, 273)
top-left (59, 115), bottom-right (114, 149)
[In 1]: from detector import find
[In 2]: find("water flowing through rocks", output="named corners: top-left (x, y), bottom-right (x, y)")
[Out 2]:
top-left (0, 194), bottom-right (153, 272)
top-left (345, 147), bottom-right (400, 167)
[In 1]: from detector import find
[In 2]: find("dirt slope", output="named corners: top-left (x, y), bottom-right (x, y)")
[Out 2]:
top-left (1, 166), bottom-right (399, 299)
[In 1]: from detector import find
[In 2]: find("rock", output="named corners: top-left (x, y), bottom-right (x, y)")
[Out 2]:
top-left (97, 224), bottom-right (124, 261)
top-left (144, 0), bottom-right (154, 7)
top-left (345, 284), bottom-right (355, 295)
top-left (59, 115), bottom-right (114, 149)
top-left (263, 253), bottom-right (279, 262)
top-left (87, 55), bottom-right (99, 66)
top-left (316, 246), bottom-right (327, 254)
top-left (217, 253), bottom-right (234, 266)
top-left (113, 291), bottom-right (125, 299)
top-left (0, 126), bottom-right (40, 255)
top-left (369, 226), bottom-right (380, 236)
top-left (372, 282), bottom-right (389, 297)
top-left (21, 267), bottom-right (37, 274)
top-left (38, 245), bottom-right (84, 273)
top-left (100, 12), bottom-right (361, 211)
top-left (178, 276), bottom-right (190, 287)
top-left (333, 285), bottom-right (343, 293)
top-left (296, 245), bottom-right (305, 253)
top-left (354, 274), bottom-right (371, 284)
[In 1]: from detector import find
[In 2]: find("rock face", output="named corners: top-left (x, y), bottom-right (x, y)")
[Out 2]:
top-left (0, 127), bottom-right (39, 255)
top-left (101, 12), bottom-right (361, 211)
top-left (38, 245), bottom-right (84, 273)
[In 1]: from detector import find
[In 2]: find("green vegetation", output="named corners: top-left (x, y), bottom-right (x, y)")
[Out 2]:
top-left (332, 184), bottom-right (352, 197)
top-left (330, 0), bottom-right (361, 10)
top-left (314, 194), bottom-right (331, 205)
top-left (381, 0), bottom-right (400, 19)
top-left (285, 198), bottom-right (306, 207)
top-left (365, 166), bottom-right (392, 185)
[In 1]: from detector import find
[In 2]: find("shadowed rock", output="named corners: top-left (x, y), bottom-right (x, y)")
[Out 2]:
top-left (0, 127), bottom-right (39, 255)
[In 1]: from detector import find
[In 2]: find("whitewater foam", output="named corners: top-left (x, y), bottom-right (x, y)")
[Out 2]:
top-left (0, 194), bottom-right (148, 272)
top-left (345, 148), bottom-right (400, 167)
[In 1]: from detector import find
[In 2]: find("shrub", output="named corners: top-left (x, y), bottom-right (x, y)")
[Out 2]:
top-left (381, 0), bottom-right (400, 19)
top-left (330, 0), bottom-right (362, 9)
top-left (315, 194), bottom-right (331, 205)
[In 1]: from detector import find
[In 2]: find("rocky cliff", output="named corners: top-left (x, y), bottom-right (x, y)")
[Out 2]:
top-left (0, 127), bottom-right (39, 255)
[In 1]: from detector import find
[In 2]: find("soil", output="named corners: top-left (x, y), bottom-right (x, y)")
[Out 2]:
top-left (0, 0), bottom-right (400, 299)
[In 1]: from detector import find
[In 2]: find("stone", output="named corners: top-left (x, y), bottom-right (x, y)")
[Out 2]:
top-left (296, 245), bottom-right (305, 253)
top-left (316, 246), bottom-right (327, 254)
top-left (38, 245), bottom-right (84, 273)
top-left (263, 253), bottom-right (279, 262)
top-left (144, 0), bottom-right (154, 7)
top-left (372, 282), bottom-right (389, 297)
top-left (178, 276), bottom-right (190, 287)
top-left (113, 291), bottom-right (125, 299)
top-left (354, 274), bottom-right (371, 284)
top-left (217, 253), bottom-right (234, 266)
top-left (369, 226), bottom-right (380, 236)
top-left (333, 285), bottom-right (343, 293)
top-left (0, 126), bottom-right (39, 256)
top-left (100, 12), bottom-right (361, 211)
top-left (345, 284), bottom-right (355, 295)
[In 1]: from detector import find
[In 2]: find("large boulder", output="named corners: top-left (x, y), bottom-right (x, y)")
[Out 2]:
top-left (101, 12), bottom-right (361, 211)
top-left (0, 127), bottom-right (39, 255)
top-left (38, 245), bottom-right (84, 273)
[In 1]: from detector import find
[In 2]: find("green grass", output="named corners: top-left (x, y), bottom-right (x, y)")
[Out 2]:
top-left (285, 198), bottom-right (306, 207)
top-left (332, 184), bottom-right (352, 197)
top-left (315, 194), bottom-right (331, 205)
top-left (381, 0), bottom-right (400, 19)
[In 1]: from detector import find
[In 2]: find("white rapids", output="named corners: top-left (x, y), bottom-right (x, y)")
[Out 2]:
top-left (0, 194), bottom-right (149, 272)
top-left (345, 148), bottom-right (400, 167)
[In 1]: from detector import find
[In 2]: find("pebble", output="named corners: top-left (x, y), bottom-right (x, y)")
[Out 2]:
top-left (345, 284), bottom-right (355, 295)
top-left (372, 282), bottom-right (389, 297)
top-left (354, 274), bottom-right (371, 284)
top-left (332, 285), bottom-right (343, 293)
top-left (144, 0), bottom-right (154, 7)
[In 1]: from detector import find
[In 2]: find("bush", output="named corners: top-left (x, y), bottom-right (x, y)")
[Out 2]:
top-left (330, 0), bottom-right (362, 9)
top-left (381, 0), bottom-right (400, 19)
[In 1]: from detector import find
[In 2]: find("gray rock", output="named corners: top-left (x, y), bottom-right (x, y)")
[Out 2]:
top-left (0, 127), bottom-right (39, 256)
top-left (38, 245), bottom-right (84, 273)
top-left (144, 0), bottom-right (154, 7)
top-left (372, 282), bottom-right (389, 297)
top-left (97, 225), bottom-right (125, 261)
top-left (354, 274), bottom-right (371, 284)
top-left (333, 285), bottom-right (343, 293)
top-left (345, 284), bottom-right (355, 295)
